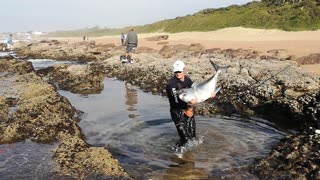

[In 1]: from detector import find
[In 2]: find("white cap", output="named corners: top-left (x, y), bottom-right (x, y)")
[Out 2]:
top-left (173, 60), bottom-right (185, 72)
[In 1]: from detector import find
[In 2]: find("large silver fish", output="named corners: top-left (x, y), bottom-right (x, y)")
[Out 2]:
top-left (178, 60), bottom-right (230, 104)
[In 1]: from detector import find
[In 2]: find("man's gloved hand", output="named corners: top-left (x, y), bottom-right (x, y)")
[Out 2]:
top-left (184, 108), bottom-right (194, 117)
top-left (188, 92), bottom-right (216, 106)
top-left (188, 97), bottom-right (198, 106)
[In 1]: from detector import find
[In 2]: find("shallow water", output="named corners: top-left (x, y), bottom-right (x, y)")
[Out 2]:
top-left (0, 59), bottom-right (287, 179)
top-left (0, 51), bottom-right (11, 57)
top-left (59, 78), bottom-right (286, 179)
top-left (27, 59), bottom-right (81, 70)
top-left (0, 140), bottom-right (59, 180)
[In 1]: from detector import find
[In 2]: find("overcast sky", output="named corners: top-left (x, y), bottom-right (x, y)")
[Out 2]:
top-left (1, 0), bottom-right (253, 33)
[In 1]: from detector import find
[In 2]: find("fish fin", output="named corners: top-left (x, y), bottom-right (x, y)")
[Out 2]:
top-left (209, 60), bottom-right (231, 73)
top-left (191, 82), bottom-right (198, 88)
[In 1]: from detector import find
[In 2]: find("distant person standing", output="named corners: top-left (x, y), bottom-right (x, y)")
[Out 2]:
top-left (121, 33), bottom-right (125, 46)
top-left (125, 27), bottom-right (138, 63)
top-left (6, 34), bottom-right (13, 51)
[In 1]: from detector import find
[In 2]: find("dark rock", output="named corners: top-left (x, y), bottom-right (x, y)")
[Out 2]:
top-left (296, 53), bottom-right (320, 65)
top-left (252, 132), bottom-right (320, 179)
top-left (146, 35), bottom-right (169, 41)
top-left (0, 59), bottom-right (34, 75)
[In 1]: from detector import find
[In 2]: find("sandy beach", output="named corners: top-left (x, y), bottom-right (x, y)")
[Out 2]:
top-left (52, 27), bottom-right (320, 75)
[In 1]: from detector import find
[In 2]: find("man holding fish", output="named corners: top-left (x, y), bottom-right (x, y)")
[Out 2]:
top-left (166, 60), bottom-right (229, 148)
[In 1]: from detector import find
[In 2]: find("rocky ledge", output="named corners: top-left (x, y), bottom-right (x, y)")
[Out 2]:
top-left (11, 39), bottom-right (320, 179)
top-left (37, 63), bottom-right (106, 94)
top-left (252, 131), bottom-right (320, 179)
top-left (0, 59), bottom-right (130, 179)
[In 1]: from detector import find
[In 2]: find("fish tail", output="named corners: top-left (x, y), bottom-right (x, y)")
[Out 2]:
top-left (209, 60), bottom-right (230, 73)
top-left (209, 60), bottom-right (219, 72)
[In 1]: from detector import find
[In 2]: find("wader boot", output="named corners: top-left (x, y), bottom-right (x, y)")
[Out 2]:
top-left (175, 122), bottom-right (189, 146)
top-left (171, 108), bottom-right (190, 147)
top-left (186, 115), bottom-right (196, 139)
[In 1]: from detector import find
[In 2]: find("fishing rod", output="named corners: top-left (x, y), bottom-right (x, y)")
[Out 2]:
top-left (220, 64), bottom-right (292, 104)
top-left (252, 64), bottom-right (291, 88)
top-left (237, 58), bottom-right (292, 89)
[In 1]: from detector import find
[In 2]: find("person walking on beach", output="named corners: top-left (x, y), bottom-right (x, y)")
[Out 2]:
top-left (166, 60), bottom-right (216, 148)
top-left (6, 34), bottom-right (13, 51)
top-left (124, 27), bottom-right (138, 63)
top-left (121, 33), bottom-right (125, 46)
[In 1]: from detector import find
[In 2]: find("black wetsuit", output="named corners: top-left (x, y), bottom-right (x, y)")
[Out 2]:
top-left (166, 76), bottom-right (196, 146)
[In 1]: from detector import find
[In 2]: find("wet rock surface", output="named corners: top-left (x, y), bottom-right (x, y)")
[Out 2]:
top-left (37, 63), bottom-right (105, 94)
top-left (10, 39), bottom-right (320, 179)
top-left (15, 40), bottom-right (113, 61)
top-left (101, 52), bottom-right (319, 130)
top-left (0, 59), bottom-right (130, 179)
top-left (252, 131), bottom-right (320, 180)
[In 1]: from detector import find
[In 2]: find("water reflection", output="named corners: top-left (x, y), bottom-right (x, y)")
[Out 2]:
top-left (27, 59), bottom-right (83, 71)
top-left (58, 78), bottom-right (285, 179)
top-left (163, 151), bottom-right (208, 179)
top-left (125, 82), bottom-right (137, 119)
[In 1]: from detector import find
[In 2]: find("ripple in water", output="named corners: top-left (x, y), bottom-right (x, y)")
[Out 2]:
top-left (59, 78), bottom-right (286, 180)
top-left (0, 140), bottom-right (59, 180)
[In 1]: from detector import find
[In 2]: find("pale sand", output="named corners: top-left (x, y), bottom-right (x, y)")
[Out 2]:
top-left (52, 27), bottom-right (320, 74)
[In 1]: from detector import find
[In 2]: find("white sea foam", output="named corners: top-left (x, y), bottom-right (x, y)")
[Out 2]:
top-left (173, 135), bottom-right (204, 158)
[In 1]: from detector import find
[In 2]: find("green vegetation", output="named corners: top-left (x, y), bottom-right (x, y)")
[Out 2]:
top-left (47, 0), bottom-right (320, 37)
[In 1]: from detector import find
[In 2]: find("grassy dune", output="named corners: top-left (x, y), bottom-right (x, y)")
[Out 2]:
top-left (47, 0), bottom-right (320, 37)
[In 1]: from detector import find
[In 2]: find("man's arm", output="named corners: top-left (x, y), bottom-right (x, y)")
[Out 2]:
top-left (136, 34), bottom-right (138, 47)
top-left (188, 92), bottom-right (216, 106)
top-left (124, 34), bottom-right (128, 46)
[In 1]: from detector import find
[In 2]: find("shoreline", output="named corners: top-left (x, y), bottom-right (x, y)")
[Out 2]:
top-left (50, 27), bottom-right (320, 74)
top-left (51, 27), bottom-right (320, 57)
